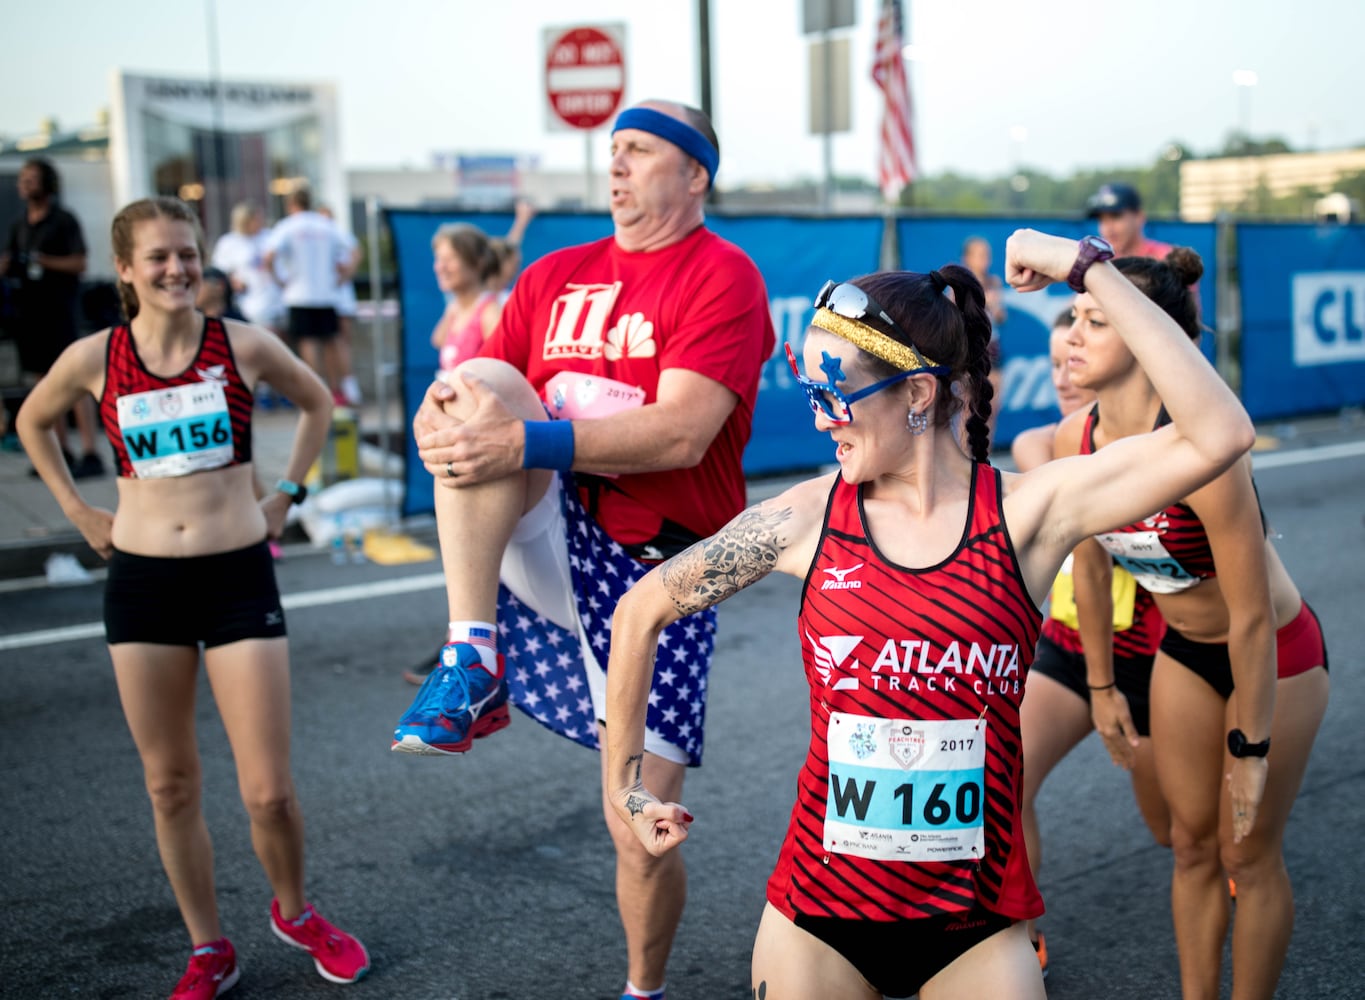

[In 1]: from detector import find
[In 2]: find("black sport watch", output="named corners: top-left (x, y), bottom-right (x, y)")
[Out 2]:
top-left (276, 479), bottom-right (309, 506)
top-left (1227, 729), bottom-right (1271, 759)
top-left (1067, 235), bottom-right (1115, 293)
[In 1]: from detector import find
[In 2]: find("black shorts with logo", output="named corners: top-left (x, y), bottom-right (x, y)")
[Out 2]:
top-left (288, 305), bottom-right (339, 342)
top-left (104, 540), bottom-right (287, 648)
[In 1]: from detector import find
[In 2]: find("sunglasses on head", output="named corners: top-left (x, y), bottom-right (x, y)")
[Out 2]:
top-left (814, 280), bottom-right (939, 373)
top-left (785, 342), bottom-right (920, 424)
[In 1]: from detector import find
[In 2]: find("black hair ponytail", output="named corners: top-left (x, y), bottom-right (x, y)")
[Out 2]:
top-left (936, 264), bottom-right (994, 463)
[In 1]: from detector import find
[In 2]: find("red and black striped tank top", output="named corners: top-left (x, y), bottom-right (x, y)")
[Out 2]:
top-left (99, 317), bottom-right (254, 478)
top-left (1082, 406), bottom-right (1215, 595)
top-left (766, 464), bottom-right (1044, 923)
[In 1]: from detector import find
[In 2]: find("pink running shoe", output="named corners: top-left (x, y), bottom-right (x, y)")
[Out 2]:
top-left (269, 899), bottom-right (370, 984)
top-left (169, 938), bottom-right (240, 999)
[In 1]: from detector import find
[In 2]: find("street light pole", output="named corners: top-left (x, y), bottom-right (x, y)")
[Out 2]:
top-left (1233, 69), bottom-right (1258, 143)
top-left (697, 0), bottom-right (718, 205)
top-left (204, 0), bottom-right (229, 238)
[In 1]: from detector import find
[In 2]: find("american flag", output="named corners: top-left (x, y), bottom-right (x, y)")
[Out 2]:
top-left (871, 0), bottom-right (918, 201)
top-left (498, 474), bottom-right (718, 765)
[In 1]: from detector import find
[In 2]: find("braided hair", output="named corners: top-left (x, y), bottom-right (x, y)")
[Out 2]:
top-left (852, 265), bottom-right (996, 463)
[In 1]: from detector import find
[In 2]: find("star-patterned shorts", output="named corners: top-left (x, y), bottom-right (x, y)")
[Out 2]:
top-left (497, 471), bottom-right (718, 766)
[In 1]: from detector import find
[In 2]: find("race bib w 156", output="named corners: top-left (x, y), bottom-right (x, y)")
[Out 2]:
top-left (116, 383), bottom-right (234, 479)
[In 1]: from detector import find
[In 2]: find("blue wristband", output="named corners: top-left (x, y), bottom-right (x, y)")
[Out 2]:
top-left (522, 419), bottom-right (575, 470)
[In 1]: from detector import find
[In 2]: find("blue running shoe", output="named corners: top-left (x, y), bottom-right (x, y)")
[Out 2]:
top-left (391, 642), bottom-right (509, 755)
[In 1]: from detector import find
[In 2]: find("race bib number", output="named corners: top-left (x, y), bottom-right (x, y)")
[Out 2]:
top-left (824, 713), bottom-right (986, 863)
top-left (1049, 554), bottom-right (1138, 631)
top-left (116, 383), bottom-right (234, 479)
top-left (1094, 530), bottom-right (1200, 594)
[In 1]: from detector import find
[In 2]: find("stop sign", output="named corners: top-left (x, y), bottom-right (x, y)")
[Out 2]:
top-left (545, 25), bottom-right (626, 130)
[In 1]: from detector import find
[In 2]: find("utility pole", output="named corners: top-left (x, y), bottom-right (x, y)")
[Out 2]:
top-left (697, 0), bottom-right (717, 205)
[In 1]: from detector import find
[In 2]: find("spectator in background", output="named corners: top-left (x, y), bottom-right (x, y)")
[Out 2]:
top-left (1, 158), bottom-right (103, 477)
top-left (262, 186), bottom-right (354, 406)
top-left (317, 203), bottom-right (364, 407)
top-left (213, 202), bottom-right (289, 410)
top-left (1086, 183), bottom-right (1172, 259)
top-left (430, 223), bottom-right (501, 376)
top-left (196, 267), bottom-right (246, 322)
top-left (211, 202), bottom-right (284, 333)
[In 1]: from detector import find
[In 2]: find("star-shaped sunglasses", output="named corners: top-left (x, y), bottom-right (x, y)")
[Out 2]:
top-left (785, 342), bottom-right (920, 424)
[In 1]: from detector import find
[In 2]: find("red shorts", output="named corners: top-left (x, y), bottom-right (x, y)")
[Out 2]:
top-left (1275, 601), bottom-right (1328, 681)
top-left (1160, 601), bottom-right (1327, 699)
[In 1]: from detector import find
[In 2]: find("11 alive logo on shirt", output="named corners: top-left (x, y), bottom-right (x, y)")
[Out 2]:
top-left (542, 283), bottom-right (658, 362)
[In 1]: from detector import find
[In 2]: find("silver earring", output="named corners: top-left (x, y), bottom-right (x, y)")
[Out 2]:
top-left (908, 409), bottom-right (928, 436)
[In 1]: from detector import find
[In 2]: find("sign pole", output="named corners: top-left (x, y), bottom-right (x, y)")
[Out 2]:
top-left (584, 129), bottom-right (594, 207)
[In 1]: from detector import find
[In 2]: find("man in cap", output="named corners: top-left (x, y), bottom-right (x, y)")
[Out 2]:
top-left (1086, 182), bottom-right (1172, 260)
top-left (395, 99), bottom-right (776, 1000)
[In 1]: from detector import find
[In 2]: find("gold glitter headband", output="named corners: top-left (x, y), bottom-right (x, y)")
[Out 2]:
top-left (810, 308), bottom-right (941, 371)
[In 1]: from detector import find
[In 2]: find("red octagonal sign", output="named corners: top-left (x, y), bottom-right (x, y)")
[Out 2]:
top-left (546, 26), bottom-right (625, 130)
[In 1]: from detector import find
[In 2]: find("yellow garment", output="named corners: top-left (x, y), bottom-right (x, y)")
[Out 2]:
top-left (1049, 556), bottom-right (1138, 632)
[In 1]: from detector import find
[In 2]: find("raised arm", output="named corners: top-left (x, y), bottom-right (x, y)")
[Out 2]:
top-left (1002, 231), bottom-right (1254, 592)
top-left (604, 480), bottom-right (828, 855)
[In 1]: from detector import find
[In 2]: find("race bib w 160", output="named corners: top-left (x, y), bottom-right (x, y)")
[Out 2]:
top-left (824, 712), bottom-right (986, 863)
top-left (116, 383), bottom-right (234, 479)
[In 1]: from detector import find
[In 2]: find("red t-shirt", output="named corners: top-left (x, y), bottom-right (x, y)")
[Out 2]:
top-left (1134, 237), bottom-right (1173, 260)
top-left (481, 226), bottom-right (775, 544)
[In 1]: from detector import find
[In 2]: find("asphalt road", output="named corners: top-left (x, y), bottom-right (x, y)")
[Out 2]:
top-left (1, 440), bottom-right (1362, 999)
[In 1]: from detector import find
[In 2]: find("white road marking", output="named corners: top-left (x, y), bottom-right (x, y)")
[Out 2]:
top-left (1251, 438), bottom-right (1365, 470)
top-left (3, 439), bottom-right (1363, 650)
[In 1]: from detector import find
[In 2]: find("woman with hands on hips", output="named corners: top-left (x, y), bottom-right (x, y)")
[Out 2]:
top-left (1054, 246), bottom-right (1328, 1000)
top-left (16, 196), bottom-right (368, 998)
top-left (602, 229), bottom-right (1254, 1000)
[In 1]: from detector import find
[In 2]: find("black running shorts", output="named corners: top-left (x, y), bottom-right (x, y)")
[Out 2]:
top-left (104, 541), bottom-right (287, 648)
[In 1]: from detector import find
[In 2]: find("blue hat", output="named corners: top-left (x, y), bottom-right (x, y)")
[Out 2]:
top-left (1086, 183), bottom-right (1142, 217)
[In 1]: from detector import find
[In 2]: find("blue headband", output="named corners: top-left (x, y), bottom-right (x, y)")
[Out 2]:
top-left (612, 107), bottom-right (719, 189)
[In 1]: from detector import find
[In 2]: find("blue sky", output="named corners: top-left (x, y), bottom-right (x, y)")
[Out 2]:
top-left (4, 0), bottom-right (1360, 185)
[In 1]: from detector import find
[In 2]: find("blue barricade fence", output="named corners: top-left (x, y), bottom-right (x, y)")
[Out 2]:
top-left (1238, 222), bottom-right (1365, 420)
top-left (896, 217), bottom-right (1218, 445)
top-left (388, 209), bottom-right (1218, 517)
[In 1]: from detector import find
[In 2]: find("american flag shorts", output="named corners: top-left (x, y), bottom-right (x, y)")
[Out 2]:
top-left (498, 474), bottom-right (718, 766)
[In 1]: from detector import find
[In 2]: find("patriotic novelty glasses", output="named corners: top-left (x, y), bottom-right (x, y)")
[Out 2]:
top-left (789, 280), bottom-right (950, 424)
top-left (785, 343), bottom-right (919, 424)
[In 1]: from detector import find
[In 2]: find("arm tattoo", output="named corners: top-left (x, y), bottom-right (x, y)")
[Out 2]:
top-left (626, 753), bottom-right (643, 784)
top-left (659, 505), bottom-right (793, 616)
top-left (625, 794), bottom-right (648, 817)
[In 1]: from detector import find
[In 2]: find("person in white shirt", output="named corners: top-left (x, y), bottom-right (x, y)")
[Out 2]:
top-left (211, 202), bottom-right (284, 333)
top-left (263, 186), bottom-right (353, 402)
